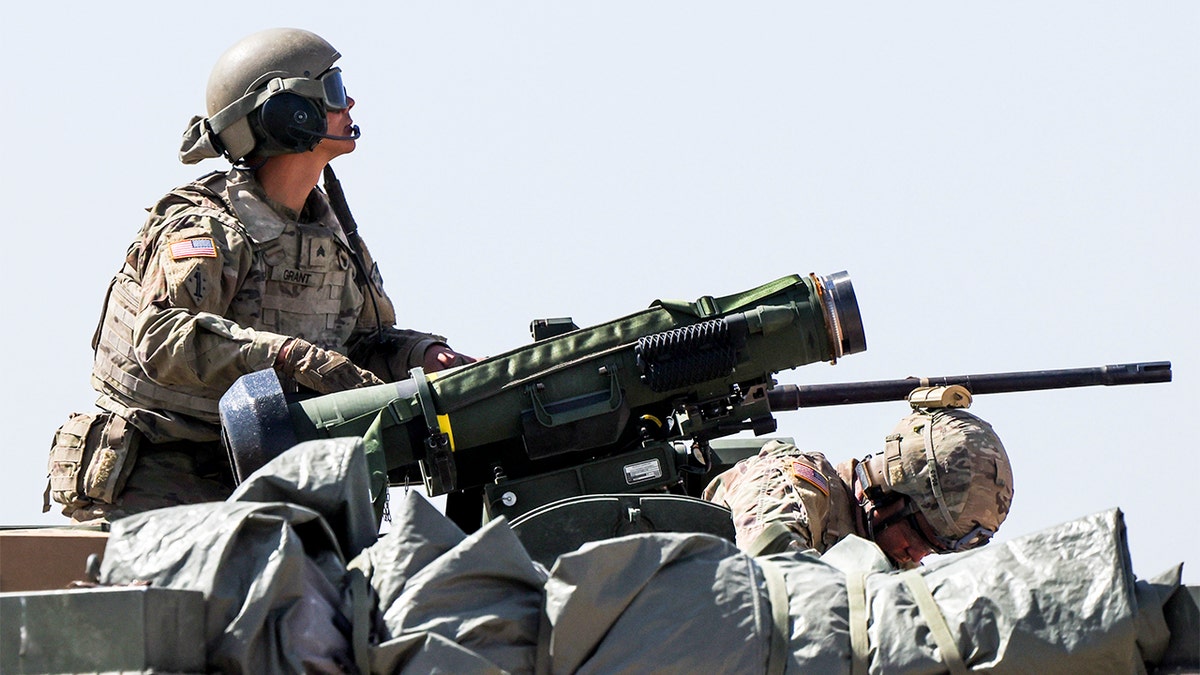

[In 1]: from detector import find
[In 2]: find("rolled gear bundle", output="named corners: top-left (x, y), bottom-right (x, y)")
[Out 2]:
top-left (99, 438), bottom-right (378, 673)
top-left (90, 437), bottom-right (1181, 674)
top-left (539, 508), bottom-right (1171, 673)
top-left (99, 500), bottom-right (354, 673)
top-left (350, 493), bottom-right (546, 674)
top-left (809, 508), bottom-right (1154, 673)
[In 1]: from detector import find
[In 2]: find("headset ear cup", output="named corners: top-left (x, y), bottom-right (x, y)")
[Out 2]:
top-left (257, 93), bottom-right (326, 152)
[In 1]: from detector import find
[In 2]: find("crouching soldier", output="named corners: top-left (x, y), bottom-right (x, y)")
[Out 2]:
top-left (703, 387), bottom-right (1014, 568)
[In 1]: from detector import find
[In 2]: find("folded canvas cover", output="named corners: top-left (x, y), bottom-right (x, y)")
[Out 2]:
top-left (68, 438), bottom-right (1187, 673)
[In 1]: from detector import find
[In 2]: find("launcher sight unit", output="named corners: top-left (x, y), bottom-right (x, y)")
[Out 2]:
top-left (222, 272), bottom-right (866, 529)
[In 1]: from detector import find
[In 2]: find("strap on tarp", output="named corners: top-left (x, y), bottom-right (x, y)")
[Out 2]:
top-left (900, 570), bottom-right (968, 675)
top-left (748, 521), bottom-right (796, 557)
top-left (347, 567), bottom-right (371, 675)
top-left (758, 558), bottom-right (791, 675)
top-left (848, 571), bottom-right (870, 675)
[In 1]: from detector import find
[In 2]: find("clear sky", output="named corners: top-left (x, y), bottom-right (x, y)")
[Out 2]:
top-left (4, 3), bottom-right (1195, 583)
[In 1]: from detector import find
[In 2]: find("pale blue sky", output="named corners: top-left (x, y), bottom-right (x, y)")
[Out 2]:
top-left (4, 3), bottom-right (1195, 582)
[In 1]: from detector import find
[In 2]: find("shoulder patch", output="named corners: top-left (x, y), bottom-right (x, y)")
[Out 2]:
top-left (791, 459), bottom-right (830, 496)
top-left (169, 237), bottom-right (218, 261)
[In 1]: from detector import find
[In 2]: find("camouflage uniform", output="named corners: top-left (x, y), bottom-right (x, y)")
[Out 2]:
top-left (58, 167), bottom-right (442, 521)
top-left (702, 440), bottom-right (863, 555)
top-left (703, 408), bottom-right (1014, 559)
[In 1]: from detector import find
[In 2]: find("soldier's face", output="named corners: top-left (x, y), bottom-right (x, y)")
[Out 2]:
top-left (871, 500), bottom-right (937, 567)
top-left (316, 96), bottom-right (358, 159)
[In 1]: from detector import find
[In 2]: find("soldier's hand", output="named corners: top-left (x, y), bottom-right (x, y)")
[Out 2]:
top-left (423, 344), bottom-right (477, 372)
top-left (276, 338), bottom-right (385, 394)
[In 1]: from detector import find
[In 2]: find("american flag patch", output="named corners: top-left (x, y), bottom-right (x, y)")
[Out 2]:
top-left (791, 459), bottom-right (830, 496)
top-left (169, 238), bottom-right (218, 260)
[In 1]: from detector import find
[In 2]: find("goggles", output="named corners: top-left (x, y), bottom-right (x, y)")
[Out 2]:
top-left (875, 500), bottom-right (994, 553)
top-left (316, 68), bottom-right (349, 111)
top-left (276, 68), bottom-right (350, 111)
top-left (906, 505), bottom-right (994, 552)
top-left (918, 519), bottom-right (994, 552)
top-left (208, 68), bottom-right (350, 136)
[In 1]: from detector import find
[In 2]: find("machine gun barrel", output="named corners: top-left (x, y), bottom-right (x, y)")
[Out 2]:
top-left (766, 361), bottom-right (1172, 410)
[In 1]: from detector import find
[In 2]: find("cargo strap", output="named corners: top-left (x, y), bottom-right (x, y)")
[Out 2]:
top-left (847, 571), bottom-right (870, 675)
top-left (900, 570), bottom-right (968, 675)
top-left (346, 568), bottom-right (371, 675)
top-left (757, 558), bottom-right (791, 675)
top-left (748, 521), bottom-right (796, 557)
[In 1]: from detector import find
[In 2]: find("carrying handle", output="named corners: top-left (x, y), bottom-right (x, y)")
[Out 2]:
top-left (527, 363), bottom-right (623, 428)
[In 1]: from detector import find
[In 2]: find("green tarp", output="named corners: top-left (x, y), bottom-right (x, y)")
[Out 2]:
top-left (89, 438), bottom-right (1183, 674)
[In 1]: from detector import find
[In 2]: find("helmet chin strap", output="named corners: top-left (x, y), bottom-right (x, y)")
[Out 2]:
top-left (920, 411), bottom-right (958, 531)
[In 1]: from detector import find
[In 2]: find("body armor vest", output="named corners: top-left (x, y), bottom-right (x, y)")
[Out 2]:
top-left (91, 170), bottom-right (365, 436)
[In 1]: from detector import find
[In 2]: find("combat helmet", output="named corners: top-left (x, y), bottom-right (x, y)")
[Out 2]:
top-left (179, 27), bottom-right (352, 164)
top-left (857, 389), bottom-right (1014, 552)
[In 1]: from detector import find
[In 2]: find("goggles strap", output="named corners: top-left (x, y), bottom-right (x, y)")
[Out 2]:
top-left (207, 77), bottom-right (334, 136)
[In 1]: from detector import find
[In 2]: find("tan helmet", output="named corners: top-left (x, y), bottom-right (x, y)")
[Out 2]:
top-left (861, 408), bottom-right (1014, 551)
top-left (180, 28), bottom-right (349, 164)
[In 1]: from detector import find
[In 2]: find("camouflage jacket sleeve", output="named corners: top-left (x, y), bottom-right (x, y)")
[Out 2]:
top-left (131, 213), bottom-right (286, 397)
top-left (702, 441), bottom-right (848, 555)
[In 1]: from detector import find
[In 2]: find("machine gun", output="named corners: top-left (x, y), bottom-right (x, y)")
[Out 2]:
top-left (766, 361), bottom-right (1173, 409)
top-left (219, 271), bottom-right (1171, 548)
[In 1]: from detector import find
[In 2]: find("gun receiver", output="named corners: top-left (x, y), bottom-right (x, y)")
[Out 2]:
top-left (766, 361), bottom-right (1172, 410)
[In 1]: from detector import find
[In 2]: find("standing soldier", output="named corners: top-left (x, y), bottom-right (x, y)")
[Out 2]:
top-left (46, 27), bottom-right (471, 522)
top-left (704, 390), bottom-right (1015, 567)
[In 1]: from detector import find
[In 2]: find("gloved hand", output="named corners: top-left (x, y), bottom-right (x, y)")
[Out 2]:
top-left (275, 338), bottom-right (385, 394)
top-left (423, 344), bottom-right (478, 372)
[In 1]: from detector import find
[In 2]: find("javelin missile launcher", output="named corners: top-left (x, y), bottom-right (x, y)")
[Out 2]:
top-left (221, 271), bottom-right (867, 530)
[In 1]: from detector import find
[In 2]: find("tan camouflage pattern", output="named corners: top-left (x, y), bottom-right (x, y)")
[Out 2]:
top-left (702, 440), bottom-right (859, 555)
top-left (883, 409), bottom-right (1014, 539)
top-left (78, 413), bottom-right (140, 504)
top-left (64, 450), bottom-right (234, 523)
top-left (46, 412), bottom-right (104, 511)
top-left (90, 168), bottom-right (422, 444)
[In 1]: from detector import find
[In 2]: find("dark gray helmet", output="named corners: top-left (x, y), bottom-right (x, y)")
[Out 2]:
top-left (180, 28), bottom-right (348, 163)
